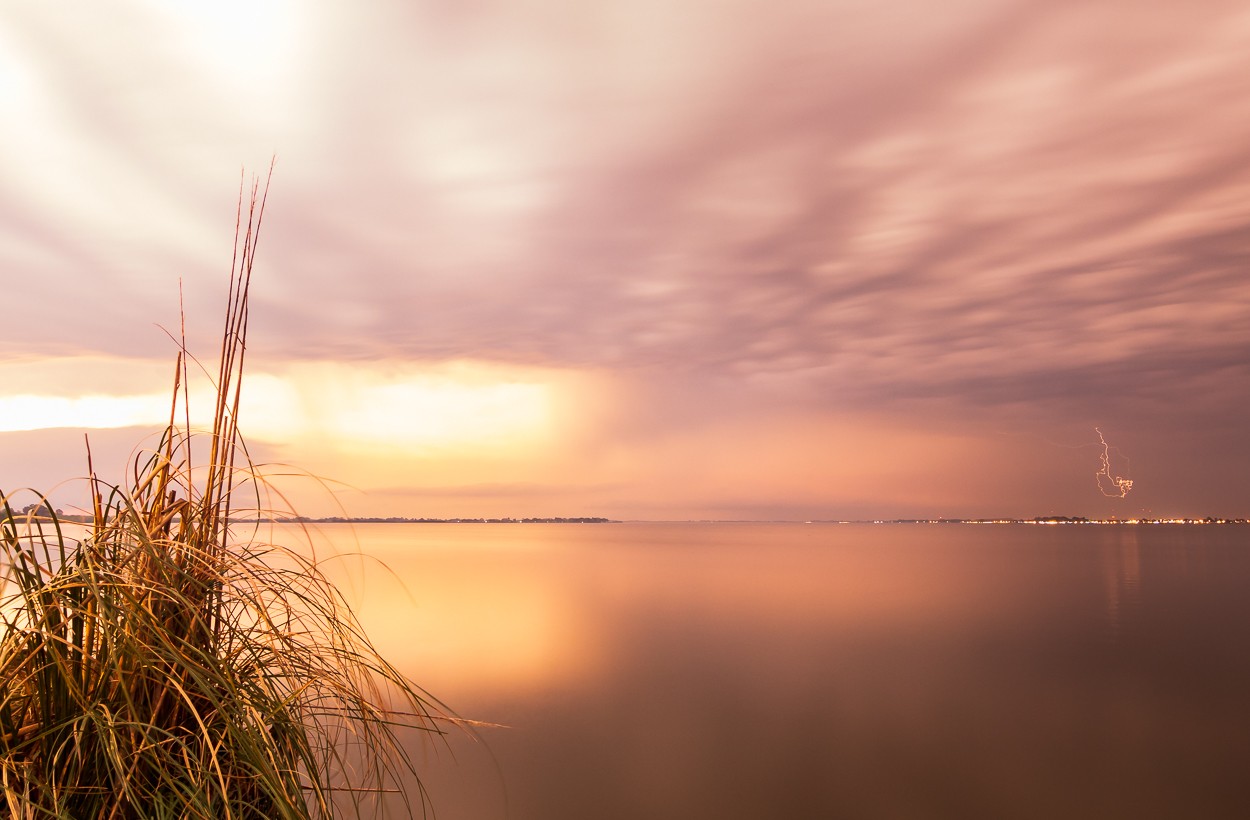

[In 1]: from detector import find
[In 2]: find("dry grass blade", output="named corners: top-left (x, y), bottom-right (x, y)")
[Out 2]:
top-left (0, 172), bottom-right (448, 819)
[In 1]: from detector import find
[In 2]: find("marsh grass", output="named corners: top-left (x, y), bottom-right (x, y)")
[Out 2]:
top-left (0, 178), bottom-right (445, 818)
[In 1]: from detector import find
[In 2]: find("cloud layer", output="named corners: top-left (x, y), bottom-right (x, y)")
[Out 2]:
top-left (3, 1), bottom-right (1249, 517)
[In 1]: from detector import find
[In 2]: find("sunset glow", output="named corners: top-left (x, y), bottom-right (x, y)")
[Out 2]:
top-left (2, 2), bottom-right (1249, 520)
top-left (0, 394), bottom-right (170, 433)
top-left (0, 359), bottom-right (557, 450)
top-left (6, 9), bottom-right (1250, 820)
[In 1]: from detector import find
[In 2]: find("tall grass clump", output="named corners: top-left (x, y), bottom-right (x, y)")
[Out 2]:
top-left (0, 177), bottom-right (444, 818)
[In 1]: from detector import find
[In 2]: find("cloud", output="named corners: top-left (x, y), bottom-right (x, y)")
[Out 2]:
top-left (3, 1), bottom-right (1250, 517)
top-left (219, 0), bottom-right (1250, 420)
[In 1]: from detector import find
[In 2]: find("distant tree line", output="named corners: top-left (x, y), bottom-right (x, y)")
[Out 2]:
top-left (261, 516), bottom-right (615, 524)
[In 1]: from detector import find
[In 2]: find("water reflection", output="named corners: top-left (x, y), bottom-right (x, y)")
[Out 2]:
top-left (293, 523), bottom-right (1250, 820)
top-left (1100, 528), bottom-right (1141, 638)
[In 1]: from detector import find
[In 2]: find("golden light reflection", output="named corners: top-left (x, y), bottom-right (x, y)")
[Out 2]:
top-left (293, 525), bottom-right (605, 696)
top-left (352, 569), bottom-right (599, 696)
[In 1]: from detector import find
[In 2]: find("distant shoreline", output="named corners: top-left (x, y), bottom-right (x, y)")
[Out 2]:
top-left (259, 516), bottom-right (616, 524)
top-left (7, 513), bottom-right (1247, 526)
top-left (255, 516), bottom-right (1248, 526)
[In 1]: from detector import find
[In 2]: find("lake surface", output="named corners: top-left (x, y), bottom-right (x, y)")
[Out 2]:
top-left (290, 522), bottom-right (1250, 820)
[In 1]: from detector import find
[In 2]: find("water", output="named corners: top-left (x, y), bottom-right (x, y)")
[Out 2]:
top-left (292, 522), bottom-right (1250, 819)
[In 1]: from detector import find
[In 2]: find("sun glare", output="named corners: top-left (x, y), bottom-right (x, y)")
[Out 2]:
top-left (320, 381), bottom-right (550, 450)
top-left (0, 394), bottom-right (170, 433)
top-left (258, 363), bottom-right (556, 454)
top-left (0, 359), bottom-right (558, 456)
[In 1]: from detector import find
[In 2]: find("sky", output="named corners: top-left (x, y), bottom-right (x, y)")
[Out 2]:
top-left (2, 0), bottom-right (1249, 521)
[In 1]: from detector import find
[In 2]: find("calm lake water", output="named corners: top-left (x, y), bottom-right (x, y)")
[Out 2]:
top-left (290, 522), bottom-right (1250, 820)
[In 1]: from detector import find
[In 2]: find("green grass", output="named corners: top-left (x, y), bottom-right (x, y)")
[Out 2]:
top-left (0, 176), bottom-right (446, 818)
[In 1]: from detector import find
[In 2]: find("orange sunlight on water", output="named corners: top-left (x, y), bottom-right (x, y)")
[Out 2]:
top-left (289, 521), bottom-right (1250, 820)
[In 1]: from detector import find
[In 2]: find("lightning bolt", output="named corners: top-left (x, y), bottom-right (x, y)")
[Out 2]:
top-left (1095, 427), bottom-right (1134, 498)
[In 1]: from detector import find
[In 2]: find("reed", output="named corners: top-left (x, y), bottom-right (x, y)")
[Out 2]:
top-left (0, 176), bottom-right (444, 818)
